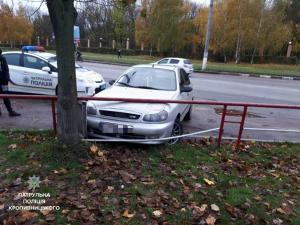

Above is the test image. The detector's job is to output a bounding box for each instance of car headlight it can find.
[87,102,97,116]
[143,110,168,122]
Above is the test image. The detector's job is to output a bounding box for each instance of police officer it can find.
[0,48,21,117]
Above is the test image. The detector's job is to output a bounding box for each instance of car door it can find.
[21,54,57,95]
[178,69,192,119]
[3,53,25,93]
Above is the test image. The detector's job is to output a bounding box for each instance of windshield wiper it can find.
[134,86,160,90]
[116,82,134,87]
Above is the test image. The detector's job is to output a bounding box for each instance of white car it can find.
[154,57,194,74]
[3,47,106,96]
[86,64,194,144]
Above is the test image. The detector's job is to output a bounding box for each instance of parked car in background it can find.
[3,46,106,96]
[86,64,194,144]
[153,57,194,74]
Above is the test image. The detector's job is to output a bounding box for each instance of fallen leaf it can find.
[193,204,207,217]
[254,196,262,201]
[211,204,220,212]
[40,210,50,216]
[276,208,286,214]
[204,178,215,186]
[224,203,240,218]
[281,203,292,215]
[0,204,4,210]
[273,218,283,225]
[122,209,135,218]
[87,179,96,185]
[152,210,163,218]
[245,213,256,225]
[206,215,216,225]
[119,170,137,183]
[8,144,17,150]
[53,168,68,175]
[45,214,56,221]
[90,145,98,154]
[19,211,38,222]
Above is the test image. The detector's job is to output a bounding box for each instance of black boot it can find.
[9,111,21,117]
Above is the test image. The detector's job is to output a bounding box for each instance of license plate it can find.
[99,123,133,134]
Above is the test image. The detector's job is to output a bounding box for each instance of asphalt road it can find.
[1,62,300,142]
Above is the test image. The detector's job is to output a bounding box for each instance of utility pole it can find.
[202,0,214,71]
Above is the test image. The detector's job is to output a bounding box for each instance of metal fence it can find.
[1,94,300,149]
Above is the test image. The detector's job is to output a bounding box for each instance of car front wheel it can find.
[168,119,183,145]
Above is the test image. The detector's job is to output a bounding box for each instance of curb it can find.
[82,59,300,81]
[193,70,300,80]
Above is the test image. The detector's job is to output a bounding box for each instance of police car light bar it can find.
[22,46,45,52]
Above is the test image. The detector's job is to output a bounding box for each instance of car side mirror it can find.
[180,86,193,93]
[42,66,51,74]
[109,80,115,85]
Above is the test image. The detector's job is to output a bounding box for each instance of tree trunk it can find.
[47,0,80,145]
[259,47,264,63]
[251,0,265,64]
[235,38,241,64]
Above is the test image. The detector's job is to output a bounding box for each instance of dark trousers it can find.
[0,85,13,113]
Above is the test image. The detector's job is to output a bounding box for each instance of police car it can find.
[2,46,106,96]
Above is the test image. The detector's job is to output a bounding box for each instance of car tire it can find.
[183,105,192,121]
[168,119,183,145]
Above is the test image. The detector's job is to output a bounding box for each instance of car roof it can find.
[3,51,56,61]
[133,64,180,71]
[162,57,187,61]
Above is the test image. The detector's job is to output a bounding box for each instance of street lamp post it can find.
[287,41,292,58]
[99,38,103,48]
[37,36,40,46]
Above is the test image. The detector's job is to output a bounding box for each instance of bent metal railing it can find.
[1,94,300,149]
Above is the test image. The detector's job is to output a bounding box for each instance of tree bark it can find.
[46,0,80,145]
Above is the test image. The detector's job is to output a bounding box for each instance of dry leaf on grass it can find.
[8,144,17,150]
[122,209,135,218]
[211,204,220,212]
[204,178,215,186]
[152,210,163,218]
[206,215,216,225]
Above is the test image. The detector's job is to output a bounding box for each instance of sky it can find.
[4,0,210,14]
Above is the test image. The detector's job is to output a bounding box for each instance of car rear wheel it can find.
[168,119,183,145]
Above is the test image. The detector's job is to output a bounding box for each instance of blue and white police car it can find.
[2,46,106,96]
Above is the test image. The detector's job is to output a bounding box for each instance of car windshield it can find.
[116,67,177,91]
[47,56,57,62]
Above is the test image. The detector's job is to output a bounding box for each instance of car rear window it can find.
[184,59,192,64]
[4,54,21,66]
[170,59,179,64]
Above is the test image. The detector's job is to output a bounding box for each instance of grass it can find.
[80,52,300,76]
[0,132,299,224]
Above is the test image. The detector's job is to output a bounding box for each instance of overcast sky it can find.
[4,0,210,14]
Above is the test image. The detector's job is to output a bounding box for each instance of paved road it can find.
[1,62,300,142]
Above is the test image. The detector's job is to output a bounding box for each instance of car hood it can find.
[76,68,104,82]
[90,86,177,113]
[50,62,104,82]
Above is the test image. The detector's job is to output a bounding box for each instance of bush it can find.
[240,55,298,65]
